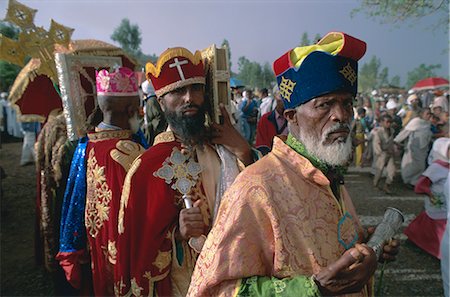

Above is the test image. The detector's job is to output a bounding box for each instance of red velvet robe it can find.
[85,130,144,296]
[115,132,214,297]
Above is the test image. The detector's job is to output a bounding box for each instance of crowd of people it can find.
[1,31,448,296]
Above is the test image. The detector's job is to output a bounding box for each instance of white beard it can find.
[292,123,353,166]
[128,113,141,134]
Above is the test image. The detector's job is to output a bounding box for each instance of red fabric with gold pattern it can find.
[114,140,183,297]
[85,131,143,296]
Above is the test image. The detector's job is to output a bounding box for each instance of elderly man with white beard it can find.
[188,32,400,297]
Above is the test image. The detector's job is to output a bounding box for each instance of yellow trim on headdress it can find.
[145,47,204,79]
[291,32,344,69]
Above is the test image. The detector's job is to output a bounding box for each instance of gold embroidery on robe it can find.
[88,130,132,142]
[153,131,176,145]
[153,250,172,272]
[86,149,113,238]
[130,277,144,297]
[118,158,142,234]
[110,140,145,172]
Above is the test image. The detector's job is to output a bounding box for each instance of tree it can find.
[390,75,401,87]
[378,67,389,87]
[236,57,275,90]
[299,32,310,46]
[313,33,322,43]
[111,18,142,54]
[358,55,382,92]
[352,0,449,31]
[0,21,21,92]
[221,39,232,74]
[406,63,442,89]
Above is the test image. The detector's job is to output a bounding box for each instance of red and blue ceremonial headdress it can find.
[273,32,367,109]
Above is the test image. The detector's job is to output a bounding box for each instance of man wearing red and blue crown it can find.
[114,47,258,297]
[56,67,146,296]
[188,32,400,297]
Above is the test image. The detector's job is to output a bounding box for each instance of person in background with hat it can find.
[56,67,146,296]
[114,47,259,297]
[188,32,399,297]
[141,79,168,145]
[386,96,402,136]
[394,107,433,186]
[400,93,421,127]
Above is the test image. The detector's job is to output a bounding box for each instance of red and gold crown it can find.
[146,47,205,97]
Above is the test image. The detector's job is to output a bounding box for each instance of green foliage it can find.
[110,18,157,67]
[313,33,322,43]
[299,32,323,46]
[0,62,21,92]
[221,39,232,73]
[236,56,275,90]
[300,32,310,46]
[0,21,20,39]
[0,21,21,92]
[406,63,442,88]
[358,56,383,92]
[390,75,401,87]
[352,0,449,31]
[111,18,142,54]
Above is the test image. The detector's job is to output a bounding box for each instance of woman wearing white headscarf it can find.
[394,108,433,186]
[404,137,450,259]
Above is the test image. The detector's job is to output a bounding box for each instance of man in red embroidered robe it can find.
[85,67,145,296]
[114,47,257,297]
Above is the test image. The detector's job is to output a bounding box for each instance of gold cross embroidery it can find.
[339,62,357,86]
[279,76,296,102]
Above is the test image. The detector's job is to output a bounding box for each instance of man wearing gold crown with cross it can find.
[114,47,257,297]
[188,32,400,297]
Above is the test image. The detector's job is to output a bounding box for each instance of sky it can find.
[1,0,448,87]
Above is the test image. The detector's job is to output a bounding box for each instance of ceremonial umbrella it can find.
[8,39,138,123]
[8,58,62,123]
[230,77,245,88]
[411,77,449,91]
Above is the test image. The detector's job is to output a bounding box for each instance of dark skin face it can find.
[284,91,354,145]
[98,95,140,129]
[381,118,392,129]
[157,84,205,116]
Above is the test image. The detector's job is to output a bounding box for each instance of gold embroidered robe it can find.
[85,130,144,296]
[188,137,368,297]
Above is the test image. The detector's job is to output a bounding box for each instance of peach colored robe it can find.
[188,137,369,297]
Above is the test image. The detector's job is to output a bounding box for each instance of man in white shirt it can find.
[258,88,276,117]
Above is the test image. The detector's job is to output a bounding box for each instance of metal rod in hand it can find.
[183,194,206,253]
[366,207,404,259]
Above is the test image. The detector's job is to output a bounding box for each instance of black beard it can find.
[164,104,207,146]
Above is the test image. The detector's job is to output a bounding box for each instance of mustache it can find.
[180,104,201,112]
[324,123,351,135]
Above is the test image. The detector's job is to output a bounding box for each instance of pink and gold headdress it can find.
[96,67,139,96]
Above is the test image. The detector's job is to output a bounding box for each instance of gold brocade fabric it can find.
[85,148,113,238]
[188,137,366,297]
